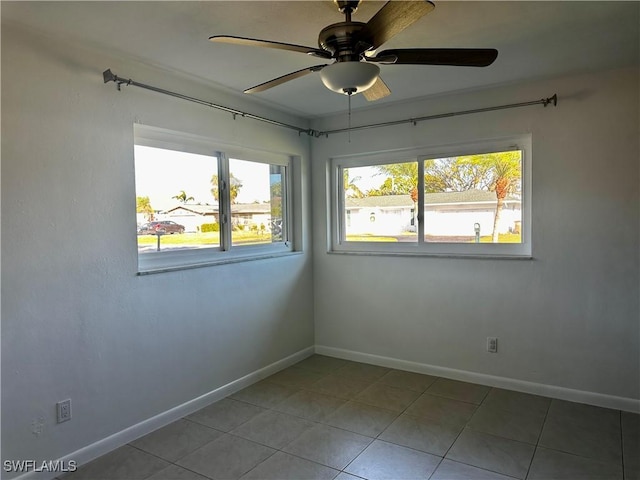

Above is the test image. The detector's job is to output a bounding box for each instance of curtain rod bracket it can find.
[103,69,131,91]
[543,94,558,107]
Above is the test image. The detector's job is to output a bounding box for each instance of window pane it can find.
[343,162,418,242]
[134,145,220,254]
[423,150,522,243]
[229,159,286,246]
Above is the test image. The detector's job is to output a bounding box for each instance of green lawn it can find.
[345,234,399,242]
[343,232,521,243]
[137,231,273,247]
[478,233,522,243]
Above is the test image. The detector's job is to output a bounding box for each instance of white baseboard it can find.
[12,346,314,480]
[315,345,640,414]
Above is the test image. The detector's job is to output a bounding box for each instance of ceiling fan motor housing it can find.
[319,22,371,62]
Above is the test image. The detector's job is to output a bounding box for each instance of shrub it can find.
[201,222,219,232]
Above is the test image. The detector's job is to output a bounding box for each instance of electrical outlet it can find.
[56,399,72,423]
[487,337,498,353]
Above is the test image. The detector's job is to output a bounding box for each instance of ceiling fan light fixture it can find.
[319,62,380,95]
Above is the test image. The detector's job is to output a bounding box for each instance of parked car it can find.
[138,221,185,235]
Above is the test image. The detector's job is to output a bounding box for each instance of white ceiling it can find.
[2,1,638,118]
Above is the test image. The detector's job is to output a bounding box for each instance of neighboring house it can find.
[346,195,415,236]
[231,203,272,230]
[161,204,219,232]
[424,190,521,238]
[160,202,274,232]
[345,190,521,238]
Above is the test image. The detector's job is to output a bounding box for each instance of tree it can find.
[424,157,493,192]
[343,168,364,198]
[486,151,521,242]
[211,173,242,204]
[172,190,194,204]
[270,180,283,218]
[136,196,154,221]
[371,163,417,196]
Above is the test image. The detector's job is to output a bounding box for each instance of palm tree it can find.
[343,168,364,198]
[136,196,154,221]
[488,152,521,242]
[172,190,194,204]
[211,173,242,204]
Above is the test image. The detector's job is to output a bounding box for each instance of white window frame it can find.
[134,125,295,273]
[330,135,532,258]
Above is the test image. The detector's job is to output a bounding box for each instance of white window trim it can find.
[330,135,532,258]
[134,125,296,274]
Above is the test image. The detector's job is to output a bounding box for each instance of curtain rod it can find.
[102,69,313,136]
[102,69,557,138]
[316,94,557,137]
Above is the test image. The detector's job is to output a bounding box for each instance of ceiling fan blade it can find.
[369,48,498,67]
[358,1,435,50]
[363,77,391,101]
[209,35,332,59]
[244,65,328,94]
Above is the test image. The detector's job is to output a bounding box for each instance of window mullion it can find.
[283,164,292,245]
[218,152,232,251]
[417,159,425,244]
[337,165,346,245]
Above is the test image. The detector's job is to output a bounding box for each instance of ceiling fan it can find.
[209,0,498,102]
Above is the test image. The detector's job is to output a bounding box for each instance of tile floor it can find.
[59,355,639,480]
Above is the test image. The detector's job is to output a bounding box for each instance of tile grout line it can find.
[531,402,626,469]
[522,392,552,480]
[338,373,444,477]
[210,367,380,479]
[431,386,526,480]
[620,409,626,480]
[420,378,457,480]
[125,443,214,480]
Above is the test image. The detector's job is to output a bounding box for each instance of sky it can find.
[348,165,389,192]
[134,145,271,211]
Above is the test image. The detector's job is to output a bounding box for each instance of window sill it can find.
[137,250,302,275]
[327,250,533,260]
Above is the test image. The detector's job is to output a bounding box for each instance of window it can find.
[228,159,286,247]
[134,125,294,273]
[331,136,531,257]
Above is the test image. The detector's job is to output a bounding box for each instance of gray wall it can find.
[311,67,639,404]
[1,23,314,468]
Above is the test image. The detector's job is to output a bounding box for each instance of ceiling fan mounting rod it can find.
[335,0,360,20]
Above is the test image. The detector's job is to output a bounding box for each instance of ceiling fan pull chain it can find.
[344,87,356,143]
[348,93,351,143]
